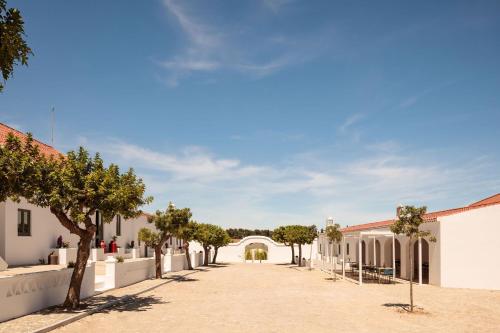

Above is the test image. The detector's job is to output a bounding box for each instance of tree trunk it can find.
[212,247,219,264]
[290,244,295,264]
[409,237,414,312]
[203,246,209,266]
[154,245,163,279]
[63,233,92,309]
[298,244,302,267]
[183,241,193,270]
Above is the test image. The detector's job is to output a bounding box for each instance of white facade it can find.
[190,235,317,264]
[0,198,183,267]
[319,200,500,290]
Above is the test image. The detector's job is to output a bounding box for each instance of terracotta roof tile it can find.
[468,193,500,207]
[341,194,500,233]
[0,123,61,157]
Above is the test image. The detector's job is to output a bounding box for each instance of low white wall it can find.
[0,261,95,322]
[0,256,7,271]
[91,248,105,262]
[190,236,317,264]
[103,257,155,289]
[51,248,78,266]
[163,253,188,273]
[190,251,203,268]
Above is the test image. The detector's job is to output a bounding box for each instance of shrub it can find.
[116,256,125,263]
[67,261,75,268]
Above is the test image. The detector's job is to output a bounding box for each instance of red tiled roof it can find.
[0,123,61,157]
[341,194,500,233]
[468,193,500,207]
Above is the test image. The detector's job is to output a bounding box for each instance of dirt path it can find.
[55,263,500,333]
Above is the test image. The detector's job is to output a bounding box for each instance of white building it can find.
[318,194,500,290]
[0,123,182,268]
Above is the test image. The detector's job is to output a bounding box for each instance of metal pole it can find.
[359,237,363,285]
[392,234,396,279]
[342,236,346,279]
[418,237,422,285]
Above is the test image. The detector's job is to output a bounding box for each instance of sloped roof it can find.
[468,193,500,207]
[341,194,500,233]
[0,123,61,157]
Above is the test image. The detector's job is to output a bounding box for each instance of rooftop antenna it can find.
[51,107,55,145]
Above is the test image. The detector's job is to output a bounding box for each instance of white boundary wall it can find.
[0,261,95,322]
[102,257,155,289]
[190,236,317,264]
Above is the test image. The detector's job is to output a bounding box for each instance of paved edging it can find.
[31,270,202,333]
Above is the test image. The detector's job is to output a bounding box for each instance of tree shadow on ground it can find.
[98,295,167,313]
[382,303,412,311]
[165,274,198,282]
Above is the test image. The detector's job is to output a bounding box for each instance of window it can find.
[18,209,31,236]
[347,243,350,255]
[116,214,121,236]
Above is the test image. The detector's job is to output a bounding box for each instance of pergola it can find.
[341,230,426,285]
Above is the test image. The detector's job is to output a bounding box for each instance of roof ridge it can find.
[468,193,500,207]
[342,197,500,232]
[0,122,61,156]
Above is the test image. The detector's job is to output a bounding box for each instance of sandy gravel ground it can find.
[55,263,500,333]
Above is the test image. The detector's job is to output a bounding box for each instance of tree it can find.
[325,223,342,280]
[211,227,231,264]
[272,226,296,264]
[0,0,33,92]
[139,202,192,278]
[0,133,41,201]
[0,136,152,308]
[174,220,198,270]
[288,225,317,267]
[194,223,218,266]
[390,205,436,312]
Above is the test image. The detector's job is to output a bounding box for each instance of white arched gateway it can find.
[216,236,294,263]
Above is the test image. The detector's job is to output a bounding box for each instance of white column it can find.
[392,234,396,279]
[418,237,422,285]
[342,237,346,279]
[373,238,376,266]
[358,237,363,285]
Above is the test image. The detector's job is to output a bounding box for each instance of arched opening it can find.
[244,243,268,262]
[413,239,429,284]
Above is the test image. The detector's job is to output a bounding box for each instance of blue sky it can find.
[1,0,500,228]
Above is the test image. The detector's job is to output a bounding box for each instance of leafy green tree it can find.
[194,223,219,266]
[288,225,317,267]
[0,135,151,308]
[139,202,192,278]
[174,220,198,270]
[0,133,42,201]
[325,223,342,280]
[272,226,296,264]
[211,227,231,264]
[0,0,33,92]
[390,205,436,312]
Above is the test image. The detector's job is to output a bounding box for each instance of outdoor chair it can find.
[380,268,394,284]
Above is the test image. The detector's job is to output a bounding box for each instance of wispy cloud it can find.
[160,0,328,86]
[77,134,500,229]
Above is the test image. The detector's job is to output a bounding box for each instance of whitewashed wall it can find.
[103,257,155,289]
[163,253,187,272]
[190,236,317,264]
[0,199,80,266]
[439,204,500,290]
[0,261,95,323]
